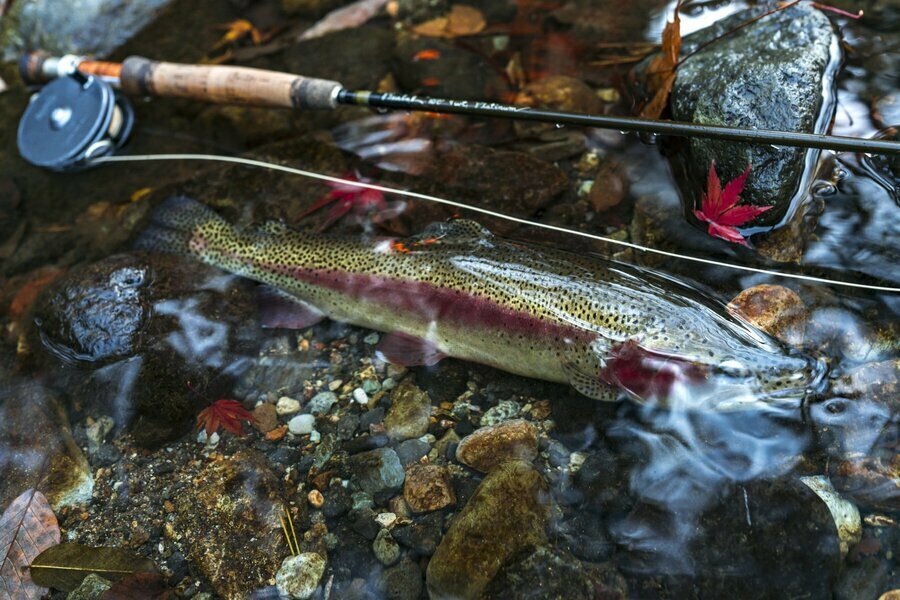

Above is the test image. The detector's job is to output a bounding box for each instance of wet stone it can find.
[252,403,279,433]
[276,396,301,416]
[832,360,899,412]
[0,381,94,510]
[403,463,456,513]
[384,379,432,441]
[308,391,338,415]
[394,35,509,102]
[275,553,326,600]
[482,545,623,600]
[661,4,838,228]
[373,528,401,566]
[426,460,552,599]
[172,449,287,600]
[514,75,605,140]
[395,438,431,466]
[558,510,615,563]
[359,406,385,432]
[349,448,405,497]
[480,400,523,427]
[393,511,443,557]
[728,284,808,346]
[66,573,111,600]
[835,556,890,600]
[348,508,381,540]
[283,25,395,92]
[289,414,317,435]
[456,419,539,473]
[377,558,424,600]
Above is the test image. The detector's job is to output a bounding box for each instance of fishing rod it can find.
[16,53,900,171]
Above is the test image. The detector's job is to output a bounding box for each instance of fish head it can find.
[599,336,827,411]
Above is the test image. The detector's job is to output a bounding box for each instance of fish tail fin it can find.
[135,196,231,255]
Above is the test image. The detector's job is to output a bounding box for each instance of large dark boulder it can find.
[655,4,840,231]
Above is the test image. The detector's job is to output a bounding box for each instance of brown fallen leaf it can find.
[0,489,61,600]
[639,0,682,119]
[101,571,173,600]
[9,267,64,319]
[412,4,486,38]
[30,543,159,592]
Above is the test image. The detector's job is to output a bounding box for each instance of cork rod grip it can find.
[120,56,342,110]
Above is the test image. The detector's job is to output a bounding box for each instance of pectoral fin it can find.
[376,331,447,366]
[257,285,325,329]
[562,338,621,402]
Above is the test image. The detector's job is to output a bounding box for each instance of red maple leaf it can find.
[196,399,255,436]
[693,161,772,247]
[300,173,389,232]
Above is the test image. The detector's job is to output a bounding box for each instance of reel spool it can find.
[17,73,134,171]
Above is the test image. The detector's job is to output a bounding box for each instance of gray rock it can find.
[373,528,401,566]
[66,573,111,600]
[308,391,338,415]
[378,558,424,600]
[395,439,431,466]
[384,380,432,441]
[1,0,171,59]
[482,546,626,600]
[393,511,443,557]
[664,5,839,230]
[349,448,405,497]
[480,400,522,427]
[835,557,889,600]
[275,553,327,600]
[312,433,338,469]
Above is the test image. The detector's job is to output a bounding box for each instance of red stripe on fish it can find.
[285,265,590,341]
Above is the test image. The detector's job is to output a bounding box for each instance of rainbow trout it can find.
[138,197,825,410]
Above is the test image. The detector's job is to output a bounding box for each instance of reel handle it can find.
[119,56,342,110]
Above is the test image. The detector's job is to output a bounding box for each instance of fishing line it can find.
[91,153,900,293]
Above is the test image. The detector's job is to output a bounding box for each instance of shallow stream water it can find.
[0,0,897,599]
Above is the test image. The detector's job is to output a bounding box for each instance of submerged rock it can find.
[727,284,808,346]
[349,447,405,497]
[66,573,112,600]
[402,463,455,513]
[32,252,260,446]
[426,460,552,599]
[384,379,432,440]
[0,381,93,510]
[171,450,288,600]
[1,0,171,59]
[660,4,839,230]
[275,553,326,600]
[483,545,627,600]
[455,419,538,473]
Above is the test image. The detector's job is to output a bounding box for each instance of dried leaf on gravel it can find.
[0,489,60,600]
[30,543,158,592]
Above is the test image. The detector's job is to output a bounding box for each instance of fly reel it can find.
[17,72,134,171]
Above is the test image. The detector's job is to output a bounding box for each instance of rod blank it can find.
[338,91,900,155]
